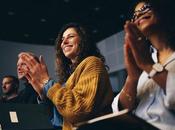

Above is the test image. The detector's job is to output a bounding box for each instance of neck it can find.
[158,49,174,64]
[5,93,18,100]
[71,59,76,64]
[71,56,78,64]
[148,31,166,50]
[148,32,174,64]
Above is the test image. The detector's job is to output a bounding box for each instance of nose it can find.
[17,65,20,70]
[2,84,5,89]
[62,37,69,45]
[17,66,21,73]
[61,37,69,49]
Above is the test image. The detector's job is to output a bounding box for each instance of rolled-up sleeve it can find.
[112,93,121,113]
[164,72,175,109]
[43,79,55,96]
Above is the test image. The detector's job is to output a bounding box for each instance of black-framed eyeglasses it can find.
[131,3,152,22]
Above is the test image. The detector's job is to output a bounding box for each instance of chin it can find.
[18,75,25,80]
[139,24,154,36]
[64,53,75,59]
[140,20,158,35]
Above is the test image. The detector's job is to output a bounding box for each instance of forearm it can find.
[119,76,138,110]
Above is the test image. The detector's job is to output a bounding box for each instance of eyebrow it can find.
[63,33,77,36]
[62,33,78,39]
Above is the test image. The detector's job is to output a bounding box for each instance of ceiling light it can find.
[8,11,15,16]
[41,18,46,22]
[94,7,100,11]
[120,14,125,19]
[64,0,70,3]
[24,34,29,38]
[49,38,54,41]
[92,29,98,33]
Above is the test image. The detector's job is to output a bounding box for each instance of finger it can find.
[18,52,27,58]
[21,54,39,69]
[124,31,141,65]
[124,23,144,51]
[25,73,32,84]
[127,23,142,36]
[125,22,144,42]
[124,40,133,63]
[124,43,129,65]
[124,30,138,50]
[39,55,46,65]
[18,52,35,58]
[19,52,38,64]
[19,55,34,69]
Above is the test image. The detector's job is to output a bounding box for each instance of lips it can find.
[63,45,73,51]
[18,71,25,75]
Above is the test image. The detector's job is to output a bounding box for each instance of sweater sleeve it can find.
[46,57,110,123]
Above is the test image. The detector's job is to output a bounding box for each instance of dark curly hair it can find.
[55,23,106,84]
[130,0,175,50]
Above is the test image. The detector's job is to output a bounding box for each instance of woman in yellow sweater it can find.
[18,23,114,130]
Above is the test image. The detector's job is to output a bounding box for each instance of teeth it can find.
[64,46,71,51]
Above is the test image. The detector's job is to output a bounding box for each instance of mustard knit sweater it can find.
[47,56,114,130]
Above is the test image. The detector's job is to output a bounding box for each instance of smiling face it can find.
[61,27,81,63]
[17,57,28,80]
[132,2,158,35]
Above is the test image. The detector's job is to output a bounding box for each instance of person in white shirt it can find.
[112,0,175,129]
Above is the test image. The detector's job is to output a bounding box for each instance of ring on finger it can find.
[137,36,143,41]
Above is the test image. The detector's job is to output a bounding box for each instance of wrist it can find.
[42,78,51,87]
[148,63,164,78]
[38,78,51,97]
[38,93,46,101]
[126,76,138,84]
[140,63,153,73]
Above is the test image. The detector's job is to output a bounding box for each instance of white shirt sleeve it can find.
[111,93,121,113]
[164,72,175,109]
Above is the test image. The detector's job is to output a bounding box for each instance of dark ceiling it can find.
[0,0,133,46]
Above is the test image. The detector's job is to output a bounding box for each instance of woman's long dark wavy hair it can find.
[55,23,106,84]
[130,0,175,50]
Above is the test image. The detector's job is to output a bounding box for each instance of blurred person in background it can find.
[17,56,63,129]
[17,57,38,104]
[0,75,20,103]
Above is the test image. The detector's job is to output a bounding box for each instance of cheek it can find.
[19,64,28,71]
[74,38,80,48]
[60,43,64,50]
[6,85,11,90]
[153,17,158,25]
[74,42,80,53]
[23,66,28,71]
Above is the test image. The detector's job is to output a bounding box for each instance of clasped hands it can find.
[124,21,154,79]
[18,52,50,97]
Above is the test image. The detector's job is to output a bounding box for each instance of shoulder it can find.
[75,56,106,74]
[81,56,103,65]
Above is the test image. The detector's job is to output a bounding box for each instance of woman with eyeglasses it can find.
[18,23,114,130]
[112,0,175,129]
